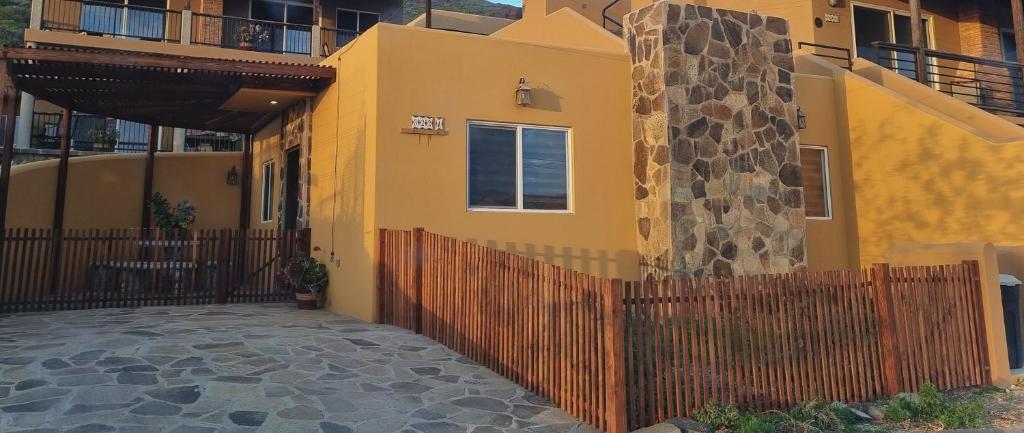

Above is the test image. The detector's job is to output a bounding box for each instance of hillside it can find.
[403,0,522,22]
[0,0,28,47]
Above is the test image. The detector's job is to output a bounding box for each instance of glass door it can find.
[250,0,313,55]
[853,5,931,80]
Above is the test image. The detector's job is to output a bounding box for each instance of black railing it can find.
[873,42,1024,117]
[320,26,359,57]
[797,42,852,70]
[41,0,182,42]
[184,130,243,152]
[191,13,312,55]
[30,112,62,150]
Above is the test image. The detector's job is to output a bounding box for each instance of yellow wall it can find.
[828,57,1024,265]
[794,72,858,271]
[309,27,380,322]
[309,21,638,321]
[5,153,242,229]
[251,118,283,230]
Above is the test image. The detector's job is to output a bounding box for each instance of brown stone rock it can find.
[652,145,670,165]
[780,188,803,208]
[765,16,787,34]
[712,259,733,277]
[635,184,650,200]
[778,162,801,187]
[683,21,710,55]
[722,18,745,48]
[700,101,733,122]
[685,117,710,138]
[638,217,652,240]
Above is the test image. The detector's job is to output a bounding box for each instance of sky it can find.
[490,0,523,5]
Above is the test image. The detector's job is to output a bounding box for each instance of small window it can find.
[336,9,379,33]
[468,122,571,212]
[260,161,275,223]
[800,146,831,219]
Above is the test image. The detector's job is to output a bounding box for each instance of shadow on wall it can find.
[842,73,1024,264]
[466,238,638,279]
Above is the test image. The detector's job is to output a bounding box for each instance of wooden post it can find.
[425,0,432,29]
[0,66,18,247]
[1012,0,1024,65]
[908,0,928,85]
[215,228,231,304]
[871,263,902,395]
[140,123,158,229]
[377,228,387,323]
[964,260,993,384]
[603,278,628,433]
[239,133,252,230]
[413,227,425,334]
[47,108,71,295]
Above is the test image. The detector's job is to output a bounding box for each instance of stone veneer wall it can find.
[278,98,312,230]
[626,1,806,277]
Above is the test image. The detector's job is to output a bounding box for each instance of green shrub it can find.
[883,397,913,422]
[916,382,945,420]
[940,402,986,429]
[739,414,776,433]
[693,403,742,430]
[785,400,846,433]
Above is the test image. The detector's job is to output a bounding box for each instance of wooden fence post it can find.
[413,227,425,334]
[603,278,628,433]
[871,263,902,395]
[963,260,992,384]
[377,228,387,324]
[215,228,231,304]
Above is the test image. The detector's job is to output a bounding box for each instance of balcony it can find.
[38,0,364,57]
[29,112,242,153]
[872,42,1024,118]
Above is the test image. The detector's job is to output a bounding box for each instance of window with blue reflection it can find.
[468,123,570,211]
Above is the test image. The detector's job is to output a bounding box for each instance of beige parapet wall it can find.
[884,243,1012,386]
[5,152,243,229]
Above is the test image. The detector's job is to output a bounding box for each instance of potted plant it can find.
[87,125,119,151]
[147,193,197,259]
[235,23,270,51]
[281,256,328,310]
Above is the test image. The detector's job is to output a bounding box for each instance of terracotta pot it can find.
[295,292,317,310]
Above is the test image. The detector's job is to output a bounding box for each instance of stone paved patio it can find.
[0,304,597,433]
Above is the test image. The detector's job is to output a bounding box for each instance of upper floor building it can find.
[25,0,404,61]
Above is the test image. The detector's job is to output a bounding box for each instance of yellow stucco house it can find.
[5,0,1024,385]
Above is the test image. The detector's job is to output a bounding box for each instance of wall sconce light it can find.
[227,166,239,185]
[796,107,807,129]
[515,78,532,106]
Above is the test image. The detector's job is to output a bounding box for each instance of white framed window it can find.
[260,160,275,223]
[467,122,572,212]
[799,146,832,220]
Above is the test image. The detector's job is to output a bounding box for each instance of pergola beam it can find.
[0,47,335,80]
[0,64,18,244]
[908,0,928,84]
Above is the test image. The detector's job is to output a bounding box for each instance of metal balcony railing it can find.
[191,13,313,56]
[320,26,359,57]
[36,0,369,57]
[873,41,1024,117]
[41,0,182,42]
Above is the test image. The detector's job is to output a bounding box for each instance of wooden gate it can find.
[0,228,306,313]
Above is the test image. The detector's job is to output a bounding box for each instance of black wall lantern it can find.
[227,166,239,186]
[515,78,532,106]
[797,107,807,130]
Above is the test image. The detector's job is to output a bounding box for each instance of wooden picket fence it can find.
[376,228,991,433]
[378,227,625,432]
[0,228,306,313]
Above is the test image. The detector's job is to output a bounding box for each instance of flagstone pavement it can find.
[0,304,597,433]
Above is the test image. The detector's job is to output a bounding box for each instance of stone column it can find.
[626,1,806,278]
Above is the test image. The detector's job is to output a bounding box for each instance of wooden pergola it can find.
[0,45,335,243]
